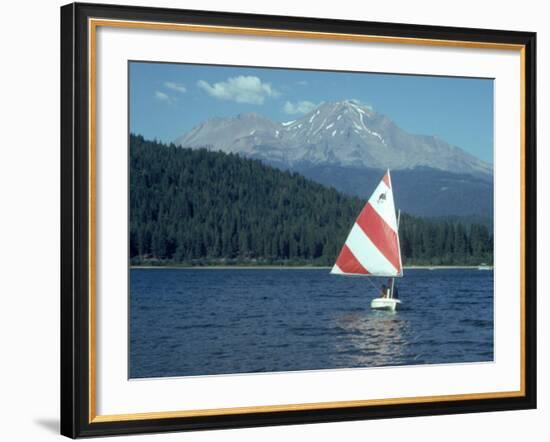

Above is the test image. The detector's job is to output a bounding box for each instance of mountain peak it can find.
[174,103,491,177]
[321,99,375,115]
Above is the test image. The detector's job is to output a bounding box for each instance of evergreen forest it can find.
[130,134,493,267]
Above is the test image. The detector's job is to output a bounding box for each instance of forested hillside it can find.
[130,135,493,266]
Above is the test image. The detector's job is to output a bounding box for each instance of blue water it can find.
[129,268,493,378]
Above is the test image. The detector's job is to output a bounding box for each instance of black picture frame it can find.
[61,2,536,438]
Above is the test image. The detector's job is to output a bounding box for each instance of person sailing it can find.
[380,281,392,299]
[382,278,398,299]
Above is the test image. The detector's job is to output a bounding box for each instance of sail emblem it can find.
[330,170,402,277]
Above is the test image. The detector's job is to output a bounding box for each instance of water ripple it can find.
[130,268,494,378]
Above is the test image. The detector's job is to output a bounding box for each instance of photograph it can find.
[128,62,495,379]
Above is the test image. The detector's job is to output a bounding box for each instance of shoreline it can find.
[130,265,493,270]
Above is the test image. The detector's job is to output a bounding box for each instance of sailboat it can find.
[330,170,403,311]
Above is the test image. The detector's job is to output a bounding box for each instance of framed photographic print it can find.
[60,2,536,438]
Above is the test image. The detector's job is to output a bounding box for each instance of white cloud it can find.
[164,81,186,93]
[197,76,279,105]
[283,100,318,115]
[155,91,170,101]
[154,91,172,102]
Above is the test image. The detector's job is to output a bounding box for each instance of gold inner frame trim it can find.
[88,17,527,424]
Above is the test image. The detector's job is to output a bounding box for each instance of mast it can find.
[389,209,401,299]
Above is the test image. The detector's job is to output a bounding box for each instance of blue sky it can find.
[129,61,494,163]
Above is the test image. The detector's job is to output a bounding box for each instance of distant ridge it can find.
[296,164,493,219]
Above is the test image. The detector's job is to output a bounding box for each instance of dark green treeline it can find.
[130,135,493,266]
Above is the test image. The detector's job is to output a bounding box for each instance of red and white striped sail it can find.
[331,170,403,277]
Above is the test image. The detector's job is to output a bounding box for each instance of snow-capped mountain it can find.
[174,100,492,177]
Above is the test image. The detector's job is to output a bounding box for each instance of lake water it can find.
[129,268,493,378]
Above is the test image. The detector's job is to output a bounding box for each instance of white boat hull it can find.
[370,298,401,311]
